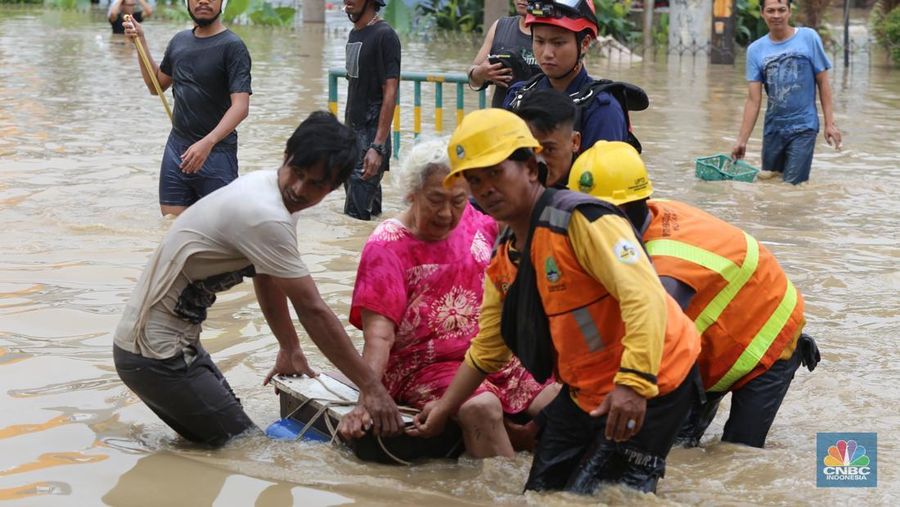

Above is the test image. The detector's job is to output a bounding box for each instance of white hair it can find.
[395,137,451,204]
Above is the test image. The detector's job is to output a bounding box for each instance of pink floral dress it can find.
[350,203,548,414]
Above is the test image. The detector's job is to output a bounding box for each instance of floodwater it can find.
[0,5,898,506]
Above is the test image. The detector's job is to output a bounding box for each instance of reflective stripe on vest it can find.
[541,205,572,231]
[646,232,796,391]
[709,280,799,391]
[539,204,606,351]
[573,307,603,352]
[646,232,759,335]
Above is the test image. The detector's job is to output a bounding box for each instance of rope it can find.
[125,14,173,123]
[280,376,420,466]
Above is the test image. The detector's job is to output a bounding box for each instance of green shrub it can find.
[156,2,191,22]
[224,0,251,22]
[416,0,483,33]
[652,12,668,46]
[383,0,412,35]
[593,0,637,42]
[875,5,900,64]
[735,0,768,47]
[44,0,90,9]
[248,2,294,26]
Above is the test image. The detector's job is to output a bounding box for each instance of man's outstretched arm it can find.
[261,274,403,436]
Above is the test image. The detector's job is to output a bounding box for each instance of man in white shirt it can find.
[114,111,403,446]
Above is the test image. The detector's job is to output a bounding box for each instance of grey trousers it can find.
[114,344,256,447]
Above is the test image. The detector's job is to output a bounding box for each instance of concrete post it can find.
[642,1,654,53]
[668,0,712,53]
[304,0,326,23]
[483,0,509,32]
[710,0,736,64]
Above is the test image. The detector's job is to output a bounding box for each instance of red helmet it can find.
[525,0,599,38]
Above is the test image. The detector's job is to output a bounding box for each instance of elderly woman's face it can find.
[410,168,468,242]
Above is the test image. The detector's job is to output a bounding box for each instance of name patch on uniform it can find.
[614,239,640,265]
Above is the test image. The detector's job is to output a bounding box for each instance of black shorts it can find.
[114,344,256,447]
[525,365,702,495]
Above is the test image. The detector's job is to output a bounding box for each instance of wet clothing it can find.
[466,190,700,409]
[343,20,401,220]
[158,132,239,207]
[503,67,628,152]
[640,199,814,448]
[114,344,256,447]
[113,169,308,445]
[464,189,700,493]
[156,28,251,204]
[643,199,805,393]
[528,368,702,494]
[487,16,539,107]
[762,129,818,184]
[344,21,401,129]
[746,27,830,183]
[114,169,309,360]
[676,342,804,448]
[350,204,549,413]
[109,10,142,35]
[160,29,252,148]
[747,27,830,137]
[344,120,390,220]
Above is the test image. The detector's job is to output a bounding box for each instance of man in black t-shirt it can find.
[342,0,401,221]
[124,0,252,216]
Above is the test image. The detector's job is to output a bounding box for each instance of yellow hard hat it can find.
[568,140,653,205]
[444,108,541,186]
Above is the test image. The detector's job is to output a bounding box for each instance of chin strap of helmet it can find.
[184,0,229,16]
[346,0,371,22]
[556,30,587,81]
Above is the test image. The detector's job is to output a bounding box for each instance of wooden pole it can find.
[843,0,850,67]
[126,15,173,123]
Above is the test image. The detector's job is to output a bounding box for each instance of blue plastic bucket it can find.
[265,418,331,443]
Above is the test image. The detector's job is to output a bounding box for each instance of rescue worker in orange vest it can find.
[408,109,702,495]
[568,141,821,448]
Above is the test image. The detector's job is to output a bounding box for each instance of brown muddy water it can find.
[0,6,898,506]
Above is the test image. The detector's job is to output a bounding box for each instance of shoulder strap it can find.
[506,73,545,111]
[498,189,556,383]
[572,80,649,153]
[572,80,650,112]
[550,189,650,256]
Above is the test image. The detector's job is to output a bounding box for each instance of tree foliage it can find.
[416,0,483,33]
[735,0,768,47]
[594,0,637,42]
[873,3,900,63]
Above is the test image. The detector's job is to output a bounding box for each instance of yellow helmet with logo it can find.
[567,140,653,205]
[444,108,542,186]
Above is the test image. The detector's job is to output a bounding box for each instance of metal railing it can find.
[328,68,487,158]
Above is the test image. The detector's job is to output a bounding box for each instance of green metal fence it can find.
[328,67,487,158]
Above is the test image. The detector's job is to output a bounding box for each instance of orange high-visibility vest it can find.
[645,199,805,392]
[487,192,700,412]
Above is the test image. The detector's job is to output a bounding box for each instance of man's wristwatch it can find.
[369,142,386,156]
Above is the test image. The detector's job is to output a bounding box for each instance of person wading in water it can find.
[124,0,251,216]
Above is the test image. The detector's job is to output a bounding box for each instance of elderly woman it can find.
[338,138,556,458]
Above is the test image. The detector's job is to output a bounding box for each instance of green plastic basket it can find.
[695,154,758,182]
